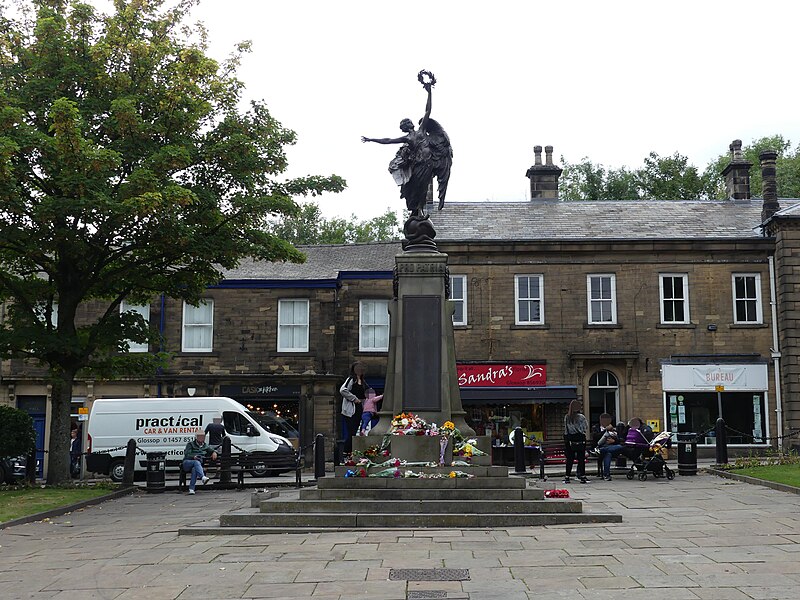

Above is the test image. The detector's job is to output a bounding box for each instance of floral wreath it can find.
[418,69,436,88]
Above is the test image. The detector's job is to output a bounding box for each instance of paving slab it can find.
[1,471,799,599]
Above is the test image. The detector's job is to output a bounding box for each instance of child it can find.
[358,388,383,435]
[589,413,619,457]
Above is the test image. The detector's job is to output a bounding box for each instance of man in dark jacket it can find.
[182,432,217,494]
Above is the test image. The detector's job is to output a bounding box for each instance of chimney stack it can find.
[759,149,780,222]
[526,144,562,200]
[721,139,752,200]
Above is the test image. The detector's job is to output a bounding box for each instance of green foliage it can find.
[0,406,36,458]
[0,0,345,483]
[561,136,800,201]
[704,135,800,199]
[268,202,401,245]
[560,152,715,201]
[559,158,639,201]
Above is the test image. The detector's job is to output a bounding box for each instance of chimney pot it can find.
[533,145,542,166]
[721,138,752,200]
[526,144,562,200]
[731,139,743,160]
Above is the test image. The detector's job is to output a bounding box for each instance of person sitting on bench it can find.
[182,431,217,495]
[592,413,623,481]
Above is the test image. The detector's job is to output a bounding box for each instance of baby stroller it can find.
[624,428,675,481]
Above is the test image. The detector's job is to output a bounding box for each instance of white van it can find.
[85,397,296,482]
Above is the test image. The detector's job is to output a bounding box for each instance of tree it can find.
[267,202,401,244]
[0,0,345,484]
[638,151,715,201]
[559,157,639,201]
[561,152,716,201]
[704,135,800,199]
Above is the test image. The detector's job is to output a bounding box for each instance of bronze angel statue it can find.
[362,71,453,217]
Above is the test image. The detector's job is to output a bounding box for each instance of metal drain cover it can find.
[389,568,470,581]
[408,592,448,599]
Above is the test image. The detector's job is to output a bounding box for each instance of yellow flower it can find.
[449,471,456,478]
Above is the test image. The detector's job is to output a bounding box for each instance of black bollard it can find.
[26,446,36,484]
[123,439,136,486]
[715,418,728,465]
[513,427,526,474]
[314,434,326,480]
[219,437,232,485]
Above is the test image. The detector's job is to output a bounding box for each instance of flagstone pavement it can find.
[1,472,799,599]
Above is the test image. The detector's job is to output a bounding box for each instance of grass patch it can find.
[0,486,116,523]
[730,464,800,488]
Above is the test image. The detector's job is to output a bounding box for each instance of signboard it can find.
[715,385,725,392]
[662,364,767,392]
[220,384,301,398]
[78,407,88,414]
[457,363,546,387]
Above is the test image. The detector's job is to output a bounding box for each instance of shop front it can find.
[662,363,770,447]
[457,362,576,463]
[219,384,302,446]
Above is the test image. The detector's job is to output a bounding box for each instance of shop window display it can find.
[668,392,765,444]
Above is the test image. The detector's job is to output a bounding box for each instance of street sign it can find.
[78,407,88,414]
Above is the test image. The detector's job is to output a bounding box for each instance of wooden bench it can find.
[177,449,303,489]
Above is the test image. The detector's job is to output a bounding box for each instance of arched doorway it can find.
[588,370,619,427]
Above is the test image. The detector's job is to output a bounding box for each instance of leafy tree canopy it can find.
[0,0,345,483]
[267,202,401,245]
[560,136,799,201]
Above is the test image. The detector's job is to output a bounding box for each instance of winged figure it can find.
[362,73,452,216]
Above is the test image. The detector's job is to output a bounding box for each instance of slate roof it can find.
[431,199,800,241]
[220,241,402,280]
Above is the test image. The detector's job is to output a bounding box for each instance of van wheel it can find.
[109,459,125,483]
[248,454,270,478]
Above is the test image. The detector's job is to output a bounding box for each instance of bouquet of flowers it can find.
[544,489,570,498]
[448,470,475,479]
[369,468,402,478]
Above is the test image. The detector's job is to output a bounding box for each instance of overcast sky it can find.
[188,1,798,219]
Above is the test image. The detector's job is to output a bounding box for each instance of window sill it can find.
[583,323,622,329]
[276,350,311,355]
[178,350,217,355]
[510,324,550,330]
[729,323,768,329]
[453,324,472,330]
[354,350,389,355]
[656,323,696,329]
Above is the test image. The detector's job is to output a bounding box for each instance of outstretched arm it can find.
[419,84,432,132]
[361,135,407,144]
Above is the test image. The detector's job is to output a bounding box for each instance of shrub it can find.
[0,406,36,458]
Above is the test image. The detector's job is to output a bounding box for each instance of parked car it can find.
[0,455,27,484]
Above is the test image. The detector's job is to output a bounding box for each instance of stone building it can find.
[434,141,796,452]
[4,140,799,478]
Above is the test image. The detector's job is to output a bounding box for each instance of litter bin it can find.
[146,452,166,493]
[677,433,697,476]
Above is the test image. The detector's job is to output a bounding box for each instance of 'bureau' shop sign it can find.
[456,363,547,387]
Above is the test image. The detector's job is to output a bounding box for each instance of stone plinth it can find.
[370,251,474,438]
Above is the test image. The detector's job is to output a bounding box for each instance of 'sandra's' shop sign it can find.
[457,363,547,387]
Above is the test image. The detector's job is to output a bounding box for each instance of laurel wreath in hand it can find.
[417,70,436,88]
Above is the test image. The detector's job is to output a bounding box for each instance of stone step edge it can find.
[179,518,622,536]
[219,513,623,526]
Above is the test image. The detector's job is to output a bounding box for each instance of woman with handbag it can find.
[563,399,589,484]
[340,361,367,453]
